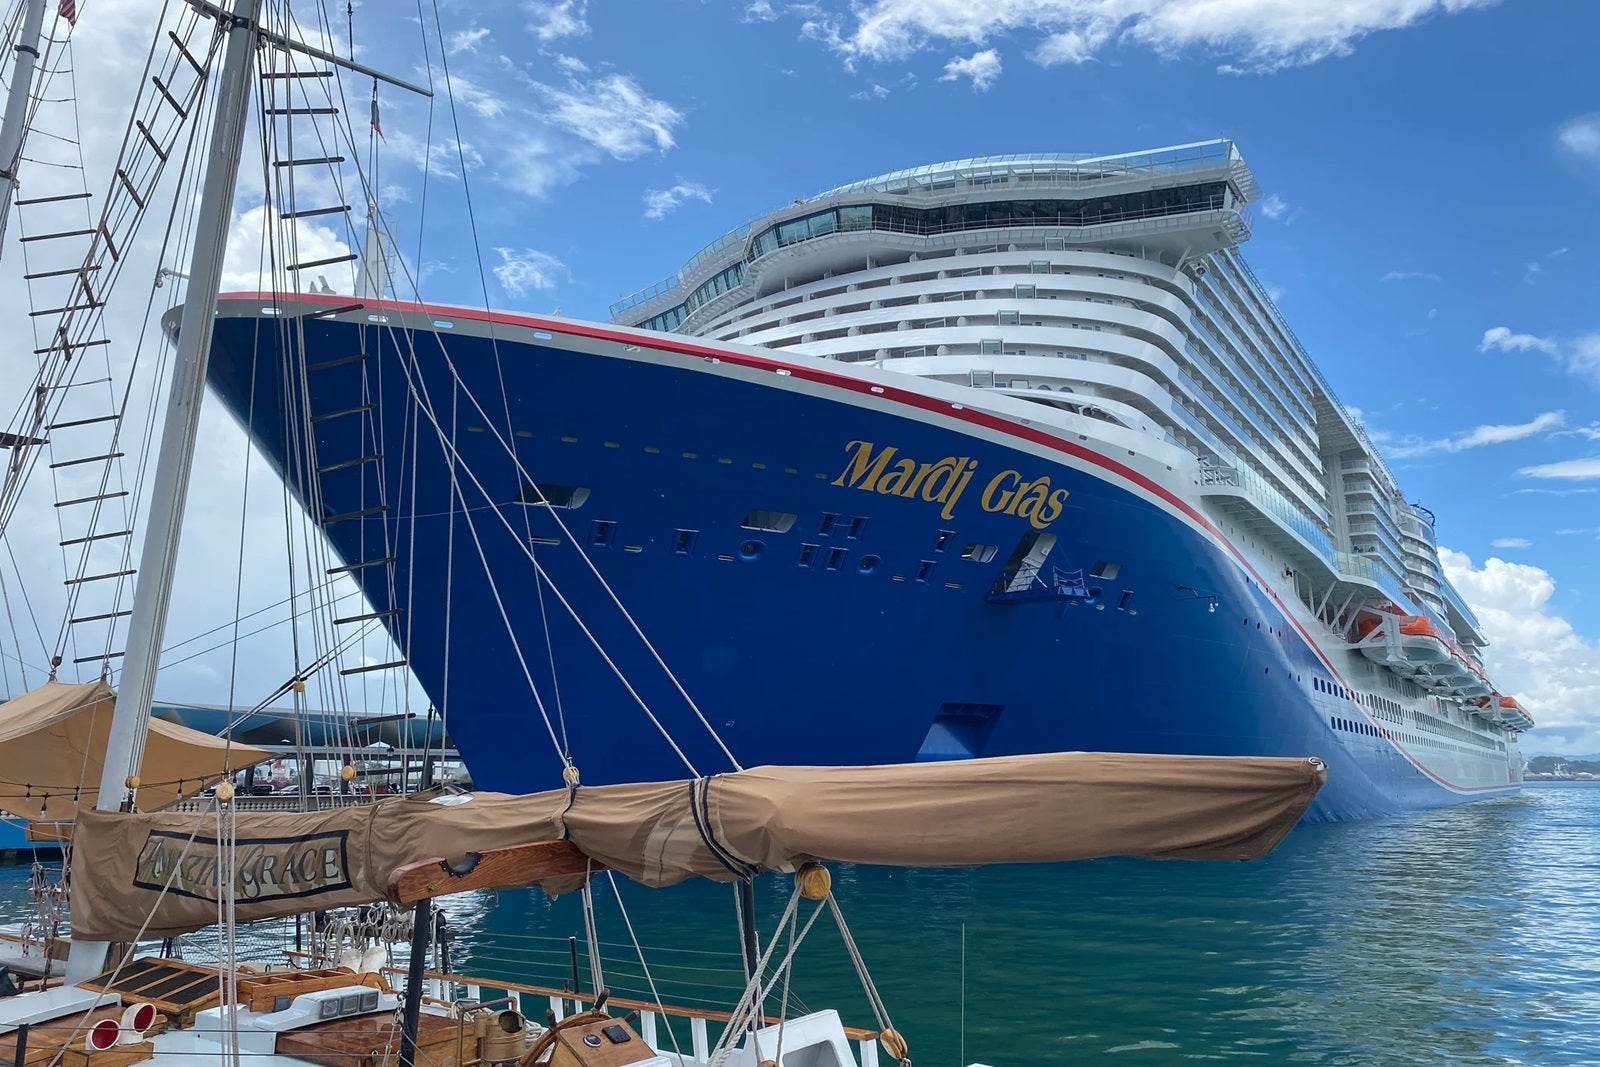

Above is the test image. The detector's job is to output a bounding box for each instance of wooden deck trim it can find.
[398,970,880,1043]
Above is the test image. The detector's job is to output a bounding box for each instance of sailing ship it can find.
[0,3,1325,1066]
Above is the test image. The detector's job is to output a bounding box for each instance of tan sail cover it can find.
[0,680,268,822]
[71,751,1323,941]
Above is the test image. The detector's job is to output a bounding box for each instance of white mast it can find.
[66,0,265,983]
[0,0,49,252]
[354,200,392,299]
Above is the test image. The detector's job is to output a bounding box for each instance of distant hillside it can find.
[1527,756,1600,775]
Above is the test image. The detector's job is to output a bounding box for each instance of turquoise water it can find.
[3,783,1597,1065]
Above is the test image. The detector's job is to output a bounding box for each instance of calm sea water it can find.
[3,783,1596,1065]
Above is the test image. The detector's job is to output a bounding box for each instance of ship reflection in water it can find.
[4,785,1593,1065]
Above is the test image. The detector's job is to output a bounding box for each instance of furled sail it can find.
[71,751,1325,942]
[0,679,269,822]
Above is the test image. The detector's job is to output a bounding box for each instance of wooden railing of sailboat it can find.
[386,968,886,1067]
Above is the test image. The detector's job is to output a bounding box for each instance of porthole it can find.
[858,555,881,574]
[739,540,764,561]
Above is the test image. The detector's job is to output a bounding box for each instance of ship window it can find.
[797,543,818,568]
[846,516,868,540]
[1089,561,1121,580]
[818,512,840,537]
[591,520,616,547]
[517,483,590,509]
[1029,260,1050,274]
[1013,284,1036,299]
[970,370,994,388]
[916,560,937,583]
[962,543,997,563]
[825,547,848,571]
[997,310,1020,326]
[934,530,953,552]
[742,509,797,533]
[980,339,1003,354]
[673,529,699,556]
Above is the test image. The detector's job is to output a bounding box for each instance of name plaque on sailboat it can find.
[132,829,354,902]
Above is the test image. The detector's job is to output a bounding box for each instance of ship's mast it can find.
[0,0,49,252]
[66,0,265,982]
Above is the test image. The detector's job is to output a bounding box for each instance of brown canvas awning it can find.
[71,751,1323,942]
[0,680,268,822]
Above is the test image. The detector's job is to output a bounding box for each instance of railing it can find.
[1195,460,1337,565]
[409,969,884,1067]
[166,793,380,814]
[812,140,1245,199]
[615,197,1244,321]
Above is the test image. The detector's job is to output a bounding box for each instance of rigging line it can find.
[389,338,698,776]
[45,12,216,665]
[403,323,744,772]
[534,567,569,760]
[604,870,687,1062]
[100,24,219,694]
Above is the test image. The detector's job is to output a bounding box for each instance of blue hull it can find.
[201,299,1517,821]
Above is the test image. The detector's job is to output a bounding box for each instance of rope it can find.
[602,871,685,1060]
[825,894,903,1056]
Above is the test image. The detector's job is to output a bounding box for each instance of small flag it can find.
[59,0,76,25]
[370,90,384,141]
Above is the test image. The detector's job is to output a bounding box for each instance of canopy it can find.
[71,751,1324,941]
[0,680,268,822]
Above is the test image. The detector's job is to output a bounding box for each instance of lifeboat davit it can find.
[1492,695,1535,732]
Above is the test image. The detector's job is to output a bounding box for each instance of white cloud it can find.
[1383,410,1565,459]
[939,49,1003,91]
[1479,326,1558,356]
[492,248,567,296]
[447,27,490,54]
[536,73,683,158]
[744,0,779,21]
[1490,537,1531,549]
[801,0,1495,74]
[1259,193,1290,220]
[1032,26,1111,66]
[1441,548,1600,752]
[525,0,589,41]
[221,204,356,295]
[1480,327,1600,390]
[851,83,892,100]
[1380,270,1440,282]
[1518,457,1600,481]
[1565,334,1600,389]
[1557,113,1600,166]
[643,181,714,220]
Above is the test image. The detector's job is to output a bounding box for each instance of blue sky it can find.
[6,0,1598,751]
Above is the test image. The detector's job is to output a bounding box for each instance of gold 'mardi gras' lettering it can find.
[832,440,1069,529]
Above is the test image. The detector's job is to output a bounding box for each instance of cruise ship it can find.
[200,140,1526,821]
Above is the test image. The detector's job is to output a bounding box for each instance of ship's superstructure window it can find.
[962,543,997,563]
[518,483,589,509]
[673,529,698,555]
[742,509,797,533]
[1090,561,1121,580]
[591,520,616,547]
